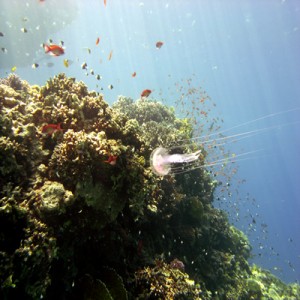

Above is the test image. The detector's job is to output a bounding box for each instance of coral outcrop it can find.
[134,260,202,299]
[0,73,299,299]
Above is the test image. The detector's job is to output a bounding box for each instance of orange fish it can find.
[108,50,113,60]
[141,89,151,98]
[96,37,100,45]
[104,155,117,165]
[41,123,62,135]
[156,41,164,49]
[44,44,64,56]
[104,0,107,6]
[132,72,136,77]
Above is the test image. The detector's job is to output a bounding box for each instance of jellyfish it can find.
[150,144,258,176]
[150,122,268,176]
[150,147,202,176]
[150,107,300,176]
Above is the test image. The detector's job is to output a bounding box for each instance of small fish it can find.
[63,59,69,67]
[96,37,100,45]
[81,62,87,70]
[44,44,64,56]
[156,41,164,49]
[96,74,102,80]
[83,47,91,54]
[108,84,113,90]
[140,89,151,98]
[1,47,7,53]
[90,69,94,75]
[46,62,54,68]
[0,32,4,37]
[11,66,17,72]
[21,27,28,33]
[132,71,136,77]
[41,123,62,135]
[108,50,113,60]
[32,63,39,69]
[104,155,117,166]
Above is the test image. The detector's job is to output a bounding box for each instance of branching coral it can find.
[0,136,28,193]
[0,74,28,92]
[36,73,109,133]
[134,260,202,299]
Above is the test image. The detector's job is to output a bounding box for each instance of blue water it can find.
[1,0,299,283]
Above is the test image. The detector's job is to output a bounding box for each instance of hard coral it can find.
[134,260,201,299]
[36,73,109,133]
[48,129,125,189]
[0,193,57,299]
[250,265,300,299]
[0,136,28,193]
[113,96,193,150]
[37,180,74,216]
[0,74,27,91]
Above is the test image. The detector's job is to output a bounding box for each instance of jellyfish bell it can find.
[150,146,202,176]
[150,147,170,176]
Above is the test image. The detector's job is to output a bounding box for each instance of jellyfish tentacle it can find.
[167,150,201,164]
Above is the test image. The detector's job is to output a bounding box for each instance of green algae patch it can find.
[0,73,299,299]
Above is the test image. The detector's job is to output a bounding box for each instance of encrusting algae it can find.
[0,73,299,299]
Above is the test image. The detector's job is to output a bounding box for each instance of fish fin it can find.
[44,44,50,53]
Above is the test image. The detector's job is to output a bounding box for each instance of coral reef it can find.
[134,260,202,299]
[0,73,299,299]
[247,265,300,299]
[0,74,28,92]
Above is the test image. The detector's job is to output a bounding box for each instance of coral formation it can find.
[134,260,202,299]
[0,73,299,299]
[248,265,300,299]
